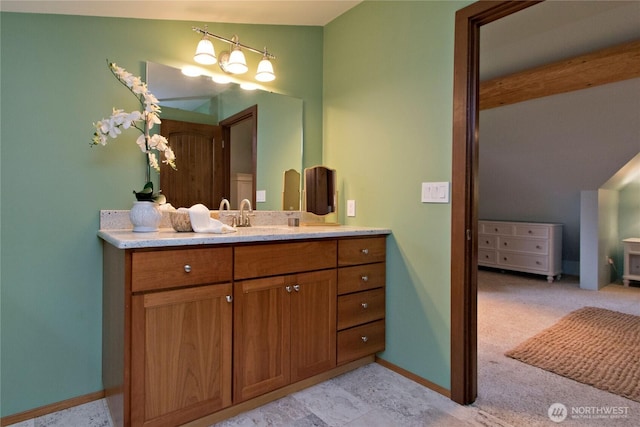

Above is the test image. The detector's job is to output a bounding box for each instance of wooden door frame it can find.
[220,105,258,208]
[450,0,543,405]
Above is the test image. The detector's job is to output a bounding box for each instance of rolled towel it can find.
[188,204,236,234]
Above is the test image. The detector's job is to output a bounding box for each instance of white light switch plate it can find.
[347,199,356,217]
[256,190,266,202]
[421,182,449,203]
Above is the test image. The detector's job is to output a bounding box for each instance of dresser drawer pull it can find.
[503,242,508,246]
[503,257,508,261]
[361,302,368,309]
[285,285,292,293]
[528,230,533,234]
[536,261,542,265]
[184,264,192,273]
[361,275,369,282]
[536,245,542,249]
[226,295,233,303]
[361,336,368,343]
[361,249,369,255]
[293,284,300,292]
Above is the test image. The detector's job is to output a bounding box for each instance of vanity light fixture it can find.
[192,26,276,81]
[193,26,217,65]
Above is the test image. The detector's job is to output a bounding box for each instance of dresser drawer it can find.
[338,237,386,266]
[498,236,548,254]
[235,240,337,279]
[514,224,549,238]
[478,235,497,249]
[132,247,232,292]
[480,222,513,235]
[337,288,385,330]
[478,249,497,265]
[338,263,385,295]
[498,252,548,271]
[337,320,385,365]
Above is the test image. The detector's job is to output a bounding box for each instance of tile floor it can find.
[7,363,510,427]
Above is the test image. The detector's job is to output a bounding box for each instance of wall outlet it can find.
[347,199,356,217]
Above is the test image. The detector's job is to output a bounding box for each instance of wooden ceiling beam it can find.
[479,39,640,110]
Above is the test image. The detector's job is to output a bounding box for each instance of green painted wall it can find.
[324,0,472,389]
[0,12,322,416]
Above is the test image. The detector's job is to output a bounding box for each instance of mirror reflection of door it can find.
[159,119,223,208]
[220,105,257,210]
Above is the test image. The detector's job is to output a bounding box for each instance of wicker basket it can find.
[170,211,193,232]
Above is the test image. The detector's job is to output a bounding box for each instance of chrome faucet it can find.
[219,198,230,211]
[238,198,253,227]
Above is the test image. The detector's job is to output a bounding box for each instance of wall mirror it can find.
[304,166,338,222]
[147,62,303,210]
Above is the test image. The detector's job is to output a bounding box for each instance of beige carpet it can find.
[506,306,640,403]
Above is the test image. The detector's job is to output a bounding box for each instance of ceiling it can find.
[0,0,363,26]
[2,1,637,80]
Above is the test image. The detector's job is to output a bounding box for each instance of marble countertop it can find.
[98,209,390,249]
[99,225,391,249]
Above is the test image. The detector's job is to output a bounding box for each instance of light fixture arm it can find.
[192,27,276,59]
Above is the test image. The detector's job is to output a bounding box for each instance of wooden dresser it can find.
[478,220,562,283]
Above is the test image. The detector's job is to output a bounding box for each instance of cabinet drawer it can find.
[338,263,385,295]
[235,240,336,279]
[497,252,548,271]
[337,320,385,365]
[480,222,513,235]
[478,235,497,249]
[514,224,549,238]
[626,242,640,253]
[478,249,497,265]
[132,247,232,292]
[338,237,386,266]
[498,237,548,254]
[337,288,385,330]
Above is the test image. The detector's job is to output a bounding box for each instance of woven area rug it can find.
[505,306,640,402]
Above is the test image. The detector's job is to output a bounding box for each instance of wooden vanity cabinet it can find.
[336,237,386,364]
[103,235,386,427]
[103,244,234,427]
[233,241,337,403]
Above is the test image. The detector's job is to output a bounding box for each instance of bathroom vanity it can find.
[99,215,389,427]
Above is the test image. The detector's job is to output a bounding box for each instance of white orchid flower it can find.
[92,61,177,183]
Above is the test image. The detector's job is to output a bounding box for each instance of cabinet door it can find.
[233,276,291,403]
[131,283,232,427]
[290,269,337,382]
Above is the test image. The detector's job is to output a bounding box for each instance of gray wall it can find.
[479,77,640,276]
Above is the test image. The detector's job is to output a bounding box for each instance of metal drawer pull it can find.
[293,284,300,292]
[361,249,369,255]
[285,285,292,293]
[226,295,233,303]
[361,275,369,282]
[361,302,368,309]
[361,336,368,343]
[184,265,192,273]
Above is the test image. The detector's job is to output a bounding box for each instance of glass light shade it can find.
[226,48,248,74]
[255,58,275,82]
[194,38,216,65]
